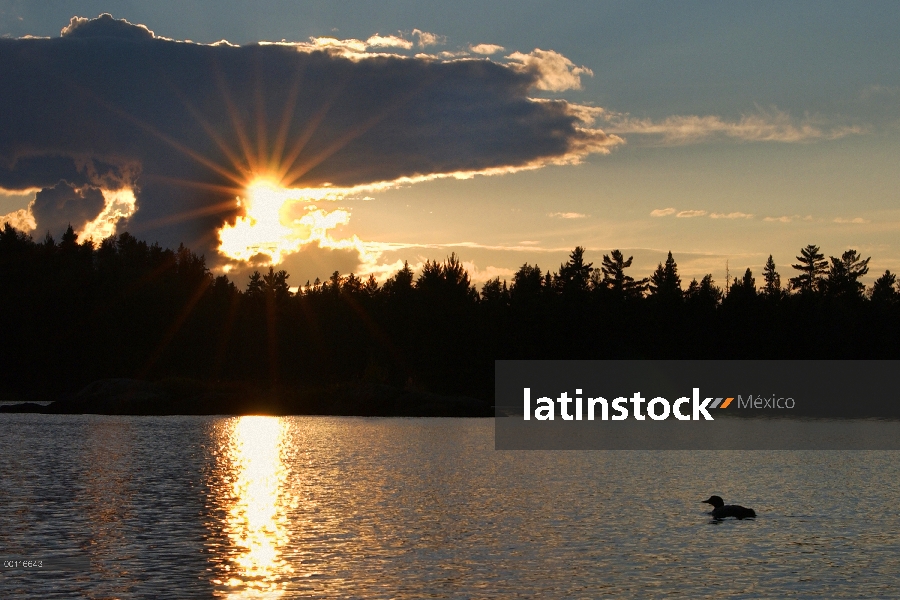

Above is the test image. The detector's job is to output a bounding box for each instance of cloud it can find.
[306,36,369,54]
[1,207,36,232]
[470,44,505,55]
[365,34,413,50]
[548,212,587,219]
[5,182,137,242]
[0,14,621,265]
[462,261,515,285]
[652,208,754,220]
[833,217,869,224]
[442,241,574,253]
[763,215,814,223]
[435,50,470,59]
[709,211,753,219]
[505,49,593,92]
[859,84,900,101]
[30,180,106,238]
[605,108,865,144]
[411,29,444,48]
[225,242,363,288]
[60,13,154,41]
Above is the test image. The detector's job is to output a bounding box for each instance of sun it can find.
[217,179,297,264]
[216,177,366,267]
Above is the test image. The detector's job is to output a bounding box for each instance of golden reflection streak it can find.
[216,416,293,598]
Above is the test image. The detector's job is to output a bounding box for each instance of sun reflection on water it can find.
[215,416,293,598]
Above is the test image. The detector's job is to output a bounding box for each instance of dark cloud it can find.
[31,180,105,239]
[0,14,617,261]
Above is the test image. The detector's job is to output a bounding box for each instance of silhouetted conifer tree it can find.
[598,249,647,299]
[383,261,414,297]
[728,268,757,300]
[59,224,79,251]
[246,270,264,296]
[415,253,475,301]
[694,274,722,308]
[326,270,344,294]
[364,274,380,297]
[511,263,543,300]
[480,277,509,305]
[826,250,870,299]
[648,251,682,301]
[685,274,722,308]
[686,278,700,296]
[441,253,474,299]
[762,255,782,299]
[262,266,291,301]
[871,270,898,305]
[341,273,363,295]
[554,246,593,296]
[790,244,827,293]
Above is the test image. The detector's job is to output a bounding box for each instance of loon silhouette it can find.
[702,495,756,520]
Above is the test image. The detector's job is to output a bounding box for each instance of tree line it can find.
[1,223,898,402]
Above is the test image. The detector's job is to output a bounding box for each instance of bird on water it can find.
[702,495,756,520]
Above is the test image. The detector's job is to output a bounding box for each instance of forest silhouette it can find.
[1,223,898,412]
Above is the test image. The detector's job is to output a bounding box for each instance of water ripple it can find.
[1,415,899,598]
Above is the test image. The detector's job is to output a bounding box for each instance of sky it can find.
[1,1,899,289]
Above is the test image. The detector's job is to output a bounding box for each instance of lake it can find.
[2,415,899,598]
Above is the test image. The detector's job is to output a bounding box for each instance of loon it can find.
[702,495,756,520]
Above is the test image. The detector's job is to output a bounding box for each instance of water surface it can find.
[1,415,899,598]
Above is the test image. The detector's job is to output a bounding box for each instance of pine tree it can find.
[727,268,757,302]
[59,224,79,251]
[762,255,781,299]
[326,270,344,294]
[554,246,593,295]
[648,251,682,301]
[246,270,264,296]
[826,250,870,299]
[685,274,722,309]
[871,270,898,304]
[698,274,723,306]
[442,253,471,294]
[341,273,364,294]
[247,266,291,300]
[685,278,700,297]
[480,277,509,305]
[511,263,542,292]
[363,274,380,297]
[416,253,474,300]
[790,244,828,293]
[383,261,414,296]
[599,249,647,299]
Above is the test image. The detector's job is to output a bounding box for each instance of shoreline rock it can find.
[1,379,492,417]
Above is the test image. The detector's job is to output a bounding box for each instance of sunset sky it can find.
[2,1,899,288]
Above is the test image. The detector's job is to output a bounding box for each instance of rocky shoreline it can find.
[0,379,492,417]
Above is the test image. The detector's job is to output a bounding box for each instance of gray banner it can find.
[495,360,900,449]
